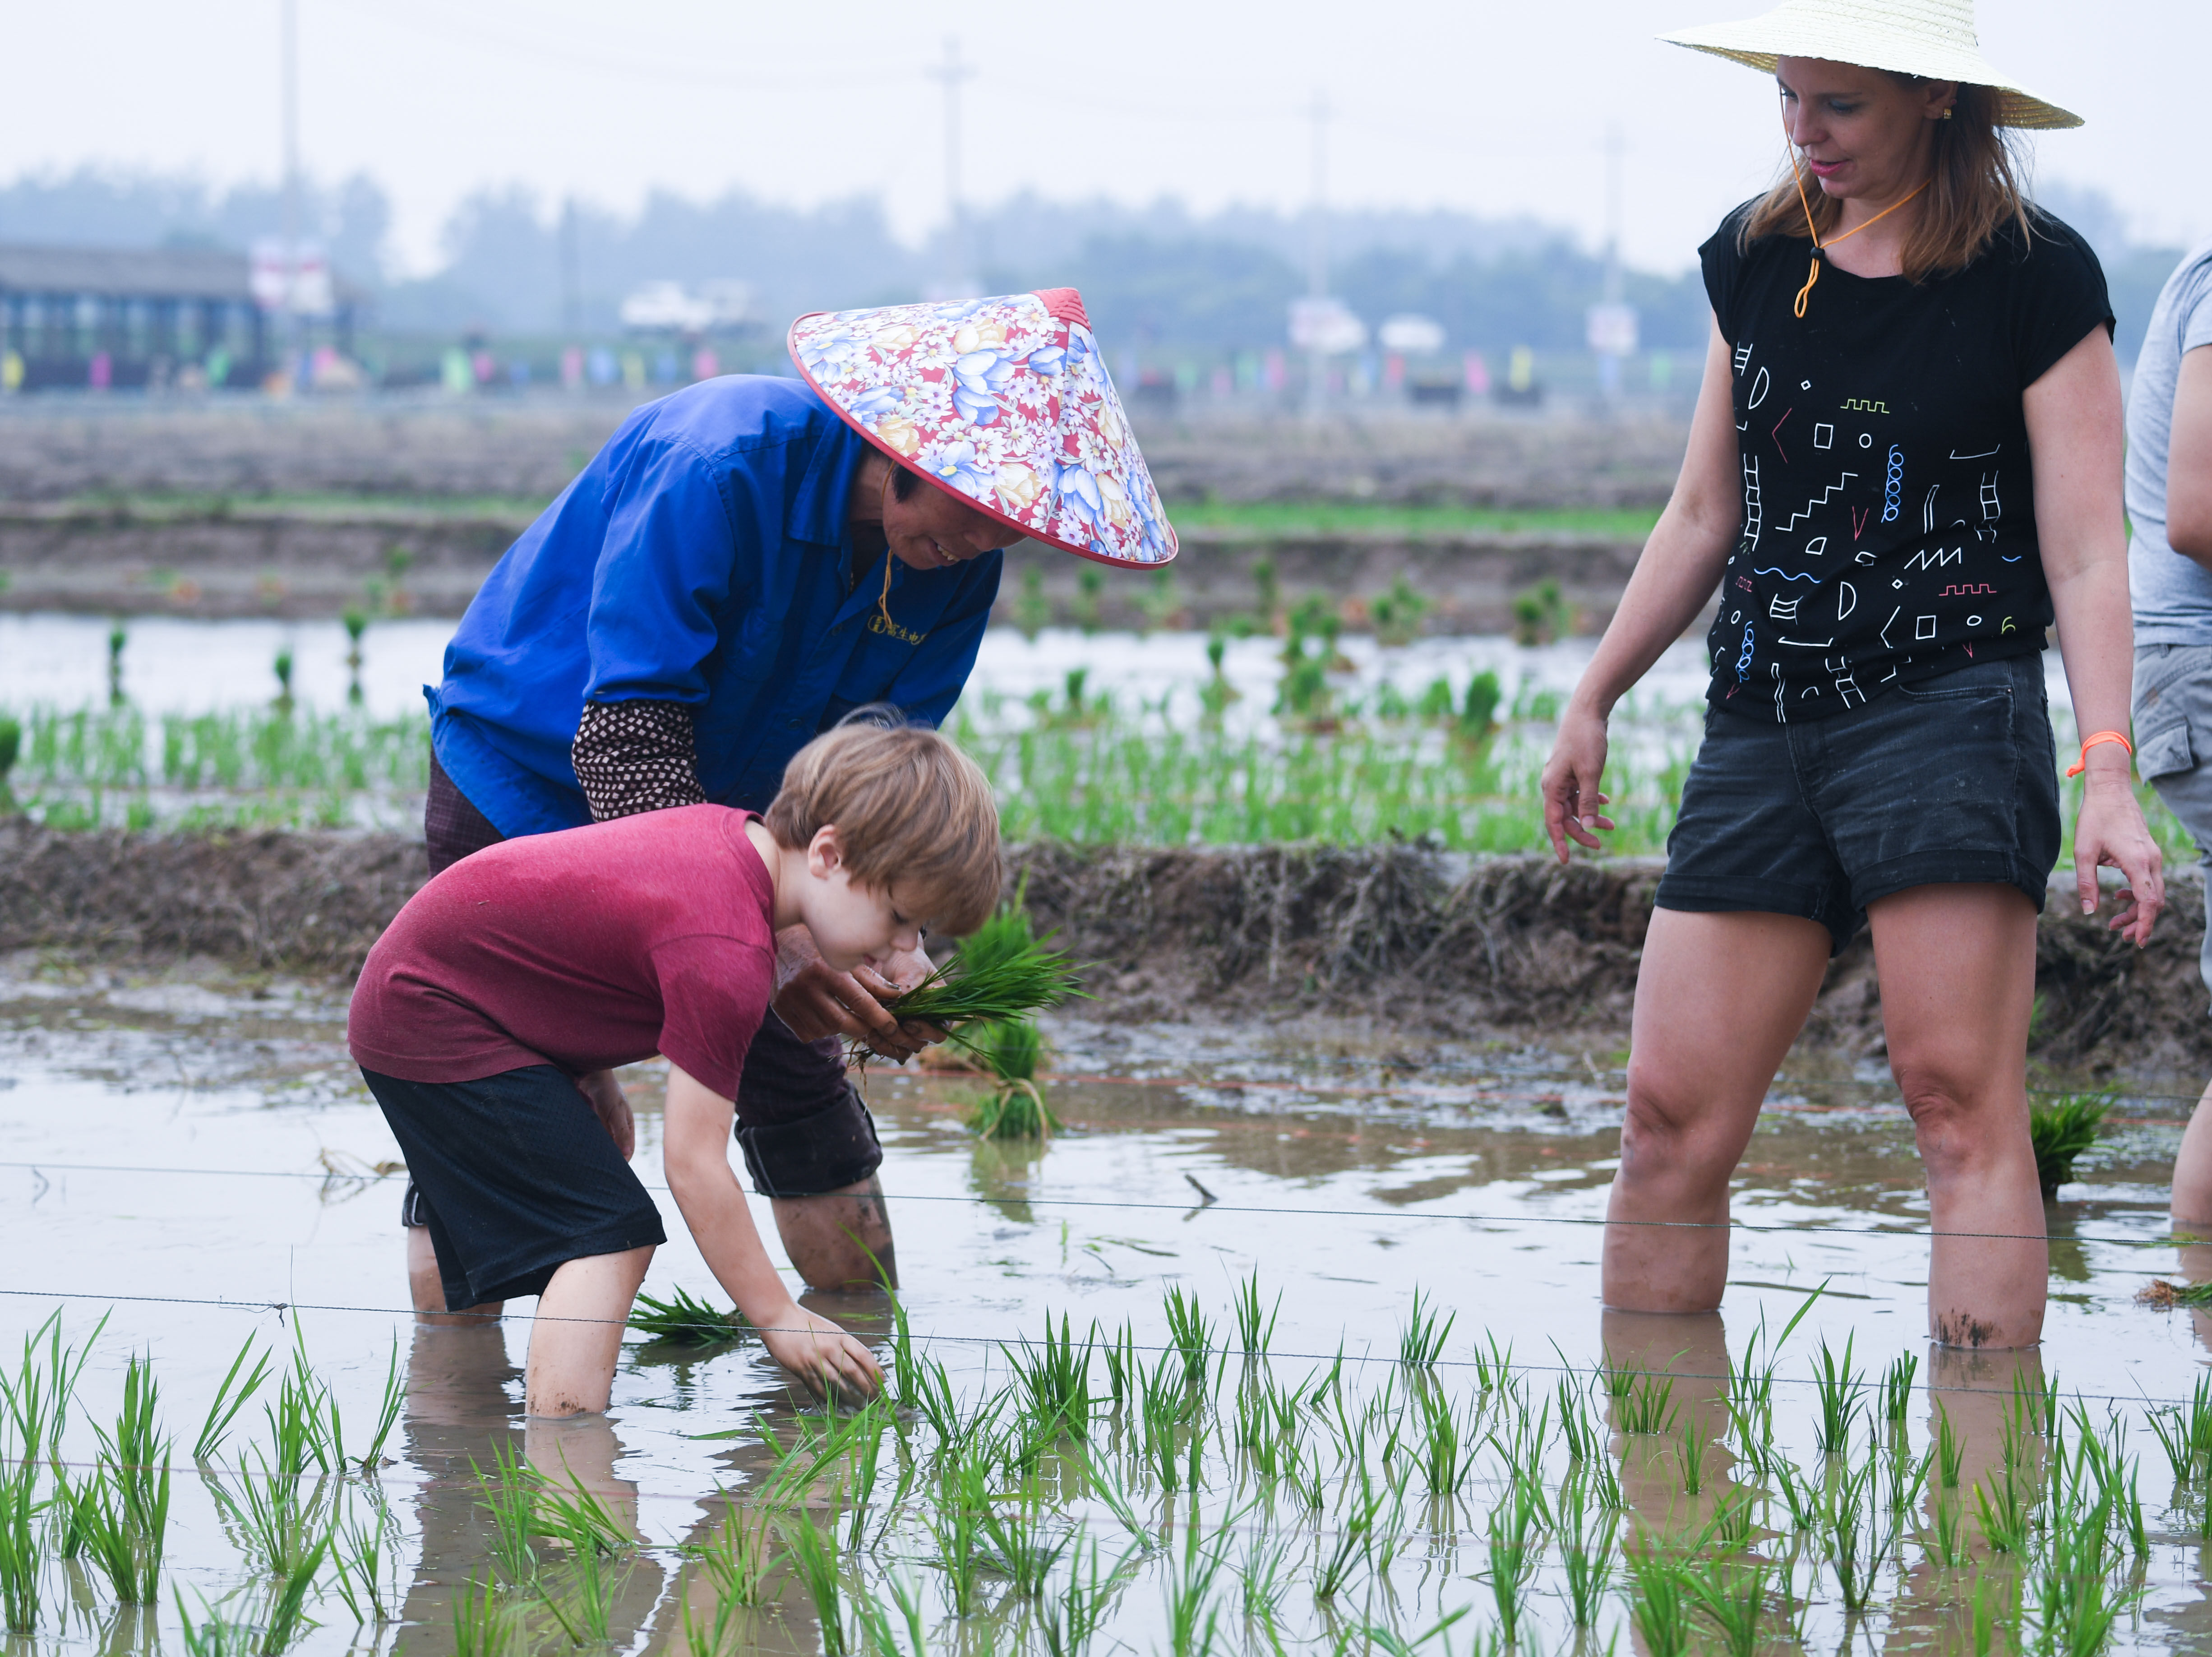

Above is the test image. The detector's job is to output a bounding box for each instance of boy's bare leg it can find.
[406,1225,505,1326]
[524,1244,655,1416]
[772,1177,898,1291]
[2173,1077,2212,1226]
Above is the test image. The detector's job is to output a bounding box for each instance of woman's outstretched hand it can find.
[2074,768,2165,947]
[1541,702,1616,863]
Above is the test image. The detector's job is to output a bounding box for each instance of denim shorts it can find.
[2133,643,2212,1010]
[1656,654,2061,952]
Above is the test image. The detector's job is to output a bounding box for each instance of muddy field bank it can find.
[0,822,2198,1079]
[0,398,1688,507]
[0,502,1644,633]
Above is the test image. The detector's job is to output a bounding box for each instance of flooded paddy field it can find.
[5,957,2212,1657]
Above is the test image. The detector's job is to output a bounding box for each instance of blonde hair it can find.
[1742,81,2032,283]
[764,714,1002,934]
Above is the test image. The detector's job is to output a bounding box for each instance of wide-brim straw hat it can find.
[789,287,1177,568]
[1659,0,2081,130]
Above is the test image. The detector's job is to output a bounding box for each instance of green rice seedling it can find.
[1708,1490,1755,1552]
[453,1572,514,1657]
[1937,1400,1966,1490]
[1683,1554,1767,1657]
[1100,1321,1138,1413]
[1396,1288,1455,1370]
[849,1567,929,1657]
[1414,1383,1477,1495]
[1921,1492,1968,1569]
[1232,1273,1280,1357]
[1973,1473,2032,1555]
[1969,1570,2000,1657]
[1161,1503,1230,1657]
[980,1488,1069,1596]
[73,1463,169,1604]
[844,1402,892,1550]
[1774,1552,1813,1646]
[1810,1334,1865,1455]
[2027,1520,2131,1657]
[1044,1532,1121,1657]
[1007,1312,1092,1443]
[1469,1333,1513,1394]
[1557,1474,1619,1625]
[1821,1447,1880,1613]
[1676,1412,1707,1496]
[630,1286,747,1347]
[1139,1351,1200,1492]
[328,1493,399,1625]
[2030,1092,2112,1196]
[1238,1531,1291,1635]
[193,1336,272,1463]
[1771,1457,1819,1533]
[1589,1446,1626,1511]
[2124,1466,2149,1558]
[0,1456,41,1633]
[472,1439,540,1584]
[233,1445,321,1578]
[1484,1473,1544,1645]
[256,1526,331,1654]
[923,1450,990,1614]
[3,1307,105,1465]
[175,1589,252,1657]
[1616,1369,1677,1436]
[685,1493,778,1608]
[885,893,1083,1045]
[1163,1286,1215,1394]
[1314,1483,1386,1601]
[1557,1375,1597,1463]
[681,1587,738,1657]
[1883,1435,1935,1528]
[1880,1352,1919,1425]
[1625,1547,1691,1657]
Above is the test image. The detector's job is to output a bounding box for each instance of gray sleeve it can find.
[571,699,707,821]
[2181,261,2212,354]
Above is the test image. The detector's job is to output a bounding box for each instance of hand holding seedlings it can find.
[772,926,945,1060]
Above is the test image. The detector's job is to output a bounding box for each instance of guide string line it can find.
[0,1160,2194,1251]
[0,1287,2201,1410]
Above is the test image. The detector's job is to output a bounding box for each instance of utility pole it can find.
[1602,123,1625,309]
[1305,88,1330,419]
[279,0,300,382]
[927,37,975,298]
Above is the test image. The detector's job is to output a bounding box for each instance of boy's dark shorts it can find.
[1656,654,2061,954]
[365,1063,667,1312]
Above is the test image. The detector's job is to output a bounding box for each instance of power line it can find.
[0,1160,2194,1251]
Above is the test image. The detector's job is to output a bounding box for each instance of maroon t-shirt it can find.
[348,805,776,1099]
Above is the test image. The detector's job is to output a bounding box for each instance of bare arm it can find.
[1540,317,1743,859]
[2028,326,2164,944]
[662,1063,883,1397]
[2166,345,2212,565]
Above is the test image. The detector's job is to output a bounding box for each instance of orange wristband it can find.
[2065,730,2133,778]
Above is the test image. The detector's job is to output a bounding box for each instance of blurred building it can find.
[0,243,364,391]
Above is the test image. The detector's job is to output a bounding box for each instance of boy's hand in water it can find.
[759,1302,883,1401]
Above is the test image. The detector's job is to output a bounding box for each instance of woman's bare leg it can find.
[1603,908,1834,1312]
[1867,884,2045,1348]
[2173,1079,2212,1227]
[524,1245,655,1416]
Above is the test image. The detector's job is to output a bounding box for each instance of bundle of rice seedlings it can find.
[964,1018,1062,1140]
[883,883,1083,1050]
[2029,1092,2111,1197]
[627,1287,748,1348]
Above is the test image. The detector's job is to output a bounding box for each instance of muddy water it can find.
[3,962,2209,1655]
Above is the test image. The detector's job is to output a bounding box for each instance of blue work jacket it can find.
[429,376,1003,837]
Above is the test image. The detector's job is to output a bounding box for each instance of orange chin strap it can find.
[1782,110,1932,319]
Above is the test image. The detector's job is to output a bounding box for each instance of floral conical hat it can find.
[789,288,1177,568]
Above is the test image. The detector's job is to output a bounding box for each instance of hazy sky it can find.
[5,0,2204,276]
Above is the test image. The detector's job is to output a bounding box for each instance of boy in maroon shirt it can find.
[349,721,1001,1413]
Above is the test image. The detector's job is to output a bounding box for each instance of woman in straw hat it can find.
[407,288,1174,1319]
[1540,0,2161,1347]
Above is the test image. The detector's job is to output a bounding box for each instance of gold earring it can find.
[1941,106,1953,119]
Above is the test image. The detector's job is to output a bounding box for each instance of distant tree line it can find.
[0,166,2182,364]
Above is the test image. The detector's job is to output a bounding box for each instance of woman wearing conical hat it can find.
[1539,0,2162,1347]
[405,288,1173,1318]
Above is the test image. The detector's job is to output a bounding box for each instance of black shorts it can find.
[418,749,884,1202]
[365,1064,667,1311]
[1656,654,2061,953]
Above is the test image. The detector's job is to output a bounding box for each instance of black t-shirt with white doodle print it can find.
[1698,204,2113,723]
